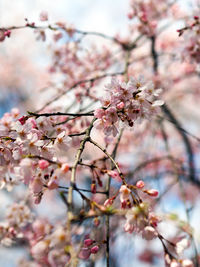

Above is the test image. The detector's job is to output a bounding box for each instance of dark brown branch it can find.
[27,111,94,118]
[162,105,196,183]
[37,71,125,112]
[150,35,197,185]
[58,185,107,195]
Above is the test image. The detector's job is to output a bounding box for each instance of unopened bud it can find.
[136,180,145,188]
[84,239,94,247]
[146,189,159,197]
[90,245,99,254]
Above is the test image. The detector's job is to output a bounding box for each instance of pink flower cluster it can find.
[79,237,99,260]
[0,29,11,42]
[49,41,111,92]
[0,202,34,246]
[166,257,193,267]
[0,108,71,203]
[181,16,200,65]
[124,202,160,241]
[128,0,171,36]
[94,77,163,136]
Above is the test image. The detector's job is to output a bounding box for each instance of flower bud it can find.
[107,170,121,182]
[38,160,49,170]
[4,30,11,38]
[18,116,28,125]
[146,189,159,197]
[84,239,94,247]
[90,245,99,254]
[116,102,125,109]
[136,180,145,188]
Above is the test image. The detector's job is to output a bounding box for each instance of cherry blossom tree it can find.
[0,0,200,266]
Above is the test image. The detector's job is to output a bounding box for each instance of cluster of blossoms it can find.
[0,108,72,203]
[2,202,75,266]
[166,257,193,267]
[119,180,158,209]
[164,238,194,267]
[0,29,11,42]
[50,41,112,91]
[30,224,70,266]
[1,203,72,266]
[0,202,34,246]
[178,16,200,65]
[124,202,159,240]
[128,0,172,36]
[94,77,163,136]
[104,180,160,241]
[79,237,100,260]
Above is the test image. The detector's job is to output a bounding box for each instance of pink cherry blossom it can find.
[119,185,131,202]
[142,226,158,240]
[38,160,49,170]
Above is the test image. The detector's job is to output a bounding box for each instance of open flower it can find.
[54,131,72,152]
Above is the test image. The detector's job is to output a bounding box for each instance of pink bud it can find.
[84,239,94,247]
[107,170,121,182]
[90,245,99,254]
[4,30,11,38]
[147,189,159,197]
[38,160,49,170]
[116,102,125,109]
[136,180,145,188]
[78,247,91,260]
[18,116,27,125]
